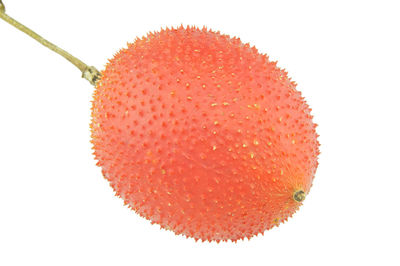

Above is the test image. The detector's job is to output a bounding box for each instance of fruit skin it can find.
[91,26,319,242]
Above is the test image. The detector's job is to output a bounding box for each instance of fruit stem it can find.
[0,0,100,85]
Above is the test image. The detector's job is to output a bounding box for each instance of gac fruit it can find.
[90,26,319,242]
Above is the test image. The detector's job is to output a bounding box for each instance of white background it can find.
[1,0,399,265]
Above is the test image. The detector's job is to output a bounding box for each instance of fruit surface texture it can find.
[91,26,319,242]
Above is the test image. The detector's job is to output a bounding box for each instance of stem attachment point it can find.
[293,190,306,203]
[83,66,101,86]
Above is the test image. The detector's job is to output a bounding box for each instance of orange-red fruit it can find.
[91,26,319,242]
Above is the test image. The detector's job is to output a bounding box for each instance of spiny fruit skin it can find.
[91,26,319,242]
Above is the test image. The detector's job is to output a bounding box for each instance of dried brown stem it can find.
[0,0,100,85]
